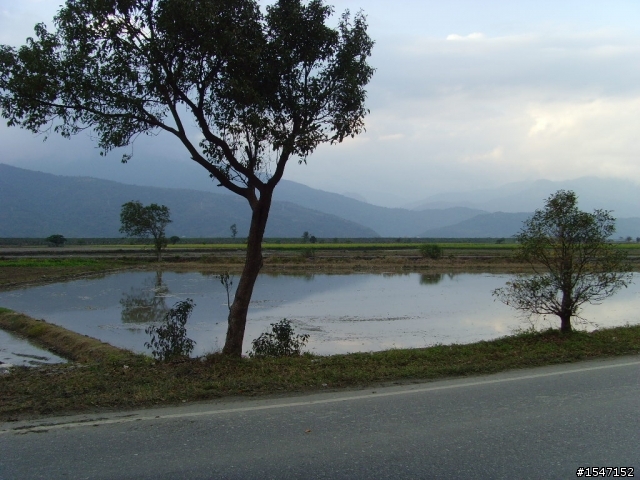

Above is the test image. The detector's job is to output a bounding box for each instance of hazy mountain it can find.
[8,163,638,240]
[0,164,377,238]
[273,180,486,237]
[409,177,640,218]
[420,213,531,238]
[421,212,640,239]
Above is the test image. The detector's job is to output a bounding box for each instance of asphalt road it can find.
[1,356,638,479]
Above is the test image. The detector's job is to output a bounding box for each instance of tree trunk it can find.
[154,237,162,262]
[222,193,272,356]
[559,312,572,333]
[559,289,572,333]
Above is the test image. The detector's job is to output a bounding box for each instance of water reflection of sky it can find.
[0,272,638,357]
[0,329,66,367]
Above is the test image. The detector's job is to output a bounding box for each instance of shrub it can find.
[249,319,309,358]
[419,243,443,259]
[46,234,66,247]
[300,248,315,259]
[145,299,196,361]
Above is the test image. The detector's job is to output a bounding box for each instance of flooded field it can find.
[0,271,638,357]
[0,329,66,367]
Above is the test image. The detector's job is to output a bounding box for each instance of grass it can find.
[0,257,144,289]
[0,258,113,268]
[1,309,639,421]
[0,248,535,290]
[0,311,134,363]
[158,242,519,251]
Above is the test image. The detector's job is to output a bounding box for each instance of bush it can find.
[145,299,196,361]
[419,243,443,259]
[249,319,309,358]
[300,248,315,259]
[46,234,66,247]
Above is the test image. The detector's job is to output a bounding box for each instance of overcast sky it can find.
[1,0,640,207]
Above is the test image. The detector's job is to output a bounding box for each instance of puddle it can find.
[0,329,66,368]
[0,272,638,356]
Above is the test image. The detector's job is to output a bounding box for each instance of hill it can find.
[408,177,640,218]
[0,164,488,238]
[0,164,377,238]
[273,180,486,237]
[421,211,640,239]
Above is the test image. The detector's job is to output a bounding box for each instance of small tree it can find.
[145,299,196,361]
[302,231,310,243]
[493,190,632,333]
[218,272,234,312]
[45,234,66,247]
[169,235,180,245]
[249,319,309,358]
[230,224,238,239]
[120,201,172,261]
[309,235,317,244]
[419,243,443,259]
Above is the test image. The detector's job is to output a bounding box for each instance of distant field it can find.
[3,241,639,254]
[0,258,113,268]
[162,242,520,251]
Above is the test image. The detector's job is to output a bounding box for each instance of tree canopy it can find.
[1,0,374,356]
[493,190,632,332]
[45,234,67,247]
[120,201,172,260]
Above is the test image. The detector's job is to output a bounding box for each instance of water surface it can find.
[0,271,637,356]
[0,329,66,367]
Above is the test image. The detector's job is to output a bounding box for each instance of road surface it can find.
[1,356,638,479]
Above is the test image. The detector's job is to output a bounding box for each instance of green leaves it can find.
[145,298,196,361]
[494,190,632,331]
[120,200,171,259]
[249,319,309,358]
[0,0,374,199]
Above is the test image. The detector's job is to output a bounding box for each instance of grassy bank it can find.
[0,247,533,290]
[3,243,640,290]
[0,257,144,290]
[1,309,639,421]
[0,309,133,363]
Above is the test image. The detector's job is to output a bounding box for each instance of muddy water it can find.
[0,271,638,356]
[0,329,66,367]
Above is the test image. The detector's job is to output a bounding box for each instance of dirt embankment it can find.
[0,309,134,363]
[0,247,536,291]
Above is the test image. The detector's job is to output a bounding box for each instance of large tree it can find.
[0,0,374,356]
[493,190,632,333]
[120,201,172,260]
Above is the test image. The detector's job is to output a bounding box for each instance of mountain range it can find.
[408,177,640,218]
[2,163,640,239]
[0,164,376,238]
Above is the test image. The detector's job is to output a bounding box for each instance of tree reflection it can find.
[419,273,458,285]
[120,271,170,324]
[419,274,443,285]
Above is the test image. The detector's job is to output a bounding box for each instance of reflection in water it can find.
[0,272,638,357]
[420,274,443,285]
[120,271,170,323]
[265,272,316,281]
[419,273,459,285]
[0,329,67,366]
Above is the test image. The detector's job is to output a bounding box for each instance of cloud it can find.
[446,32,486,41]
[3,0,640,205]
